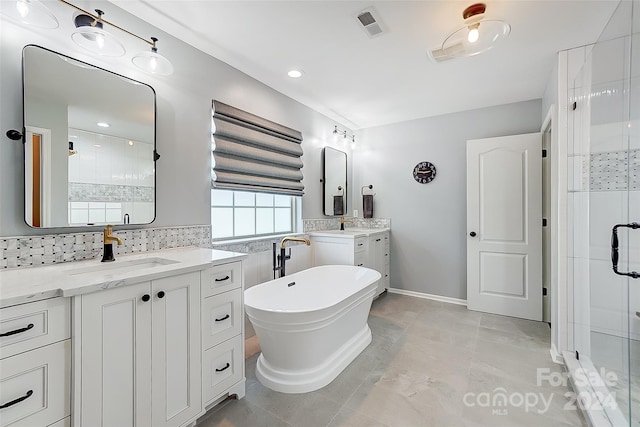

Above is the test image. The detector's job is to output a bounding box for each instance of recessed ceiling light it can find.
[93,144,102,148]
[287,69,303,78]
[128,140,134,146]
[97,122,110,128]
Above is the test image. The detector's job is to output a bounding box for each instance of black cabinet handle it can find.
[376,238,381,242]
[611,223,640,278]
[157,291,165,299]
[0,390,33,409]
[215,314,230,322]
[215,275,230,282]
[215,362,230,372]
[357,243,364,246]
[0,323,34,337]
[141,294,151,302]
[469,231,477,237]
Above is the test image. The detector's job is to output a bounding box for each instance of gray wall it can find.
[0,0,351,237]
[353,99,542,300]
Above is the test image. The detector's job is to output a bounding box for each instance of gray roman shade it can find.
[212,101,304,196]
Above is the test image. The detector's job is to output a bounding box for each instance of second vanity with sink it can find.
[0,247,247,427]
[309,228,390,297]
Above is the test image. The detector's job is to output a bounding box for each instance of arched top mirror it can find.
[22,45,156,228]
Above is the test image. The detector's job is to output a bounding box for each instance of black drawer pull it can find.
[215,275,230,282]
[216,363,230,372]
[157,291,165,299]
[357,263,364,266]
[376,238,381,242]
[357,243,363,246]
[141,294,151,302]
[0,390,33,409]
[0,323,34,337]
[215,314,230,322]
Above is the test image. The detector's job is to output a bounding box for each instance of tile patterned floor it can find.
[197,293,588,427]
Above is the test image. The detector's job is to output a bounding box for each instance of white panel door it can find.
[467,133,542,320]
[80,282,152,427]
[151,272,202,427]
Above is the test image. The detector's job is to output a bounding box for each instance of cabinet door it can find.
[80,282,152,427]
[151,272,202,427]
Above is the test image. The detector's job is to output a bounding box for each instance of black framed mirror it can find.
[322,147,347,216]
[22,45,156,228]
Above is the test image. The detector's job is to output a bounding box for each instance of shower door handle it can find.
[611,223,640,278]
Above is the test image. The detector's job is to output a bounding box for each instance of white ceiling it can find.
[112,0,619,130]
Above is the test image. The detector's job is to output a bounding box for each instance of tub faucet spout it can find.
[273,236,311,278]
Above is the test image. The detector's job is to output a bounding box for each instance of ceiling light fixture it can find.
[0,0,59,29]
[97,122,110,128]
[287,69,303,78]
[333,125,355,143]
[428,3,510,63]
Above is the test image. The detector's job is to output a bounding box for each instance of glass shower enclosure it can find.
[569,1,639,425]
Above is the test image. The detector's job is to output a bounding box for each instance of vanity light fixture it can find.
[428,3,510,63]
[0,0,59,29]
[63,0,173,74]
[333,125,355,143]
[72,9,125,57]
[131,37,174,76]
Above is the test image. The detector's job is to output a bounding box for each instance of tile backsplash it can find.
[1,225,211,269]
[302,217,391,232]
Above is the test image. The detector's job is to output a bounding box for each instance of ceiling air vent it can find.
[356,9,385,38]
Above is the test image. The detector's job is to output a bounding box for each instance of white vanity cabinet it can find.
[77,272,202,427]
[201,261,245,408]
[310,229,390,297]
[0,298,71,427]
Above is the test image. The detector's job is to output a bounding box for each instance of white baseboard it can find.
[387,288,467,306]
[550,343,563,365]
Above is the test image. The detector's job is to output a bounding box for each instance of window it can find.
[211,189,300,240]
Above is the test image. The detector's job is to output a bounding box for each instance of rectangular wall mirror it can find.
[322,147,347,216]
[22,45,156,228]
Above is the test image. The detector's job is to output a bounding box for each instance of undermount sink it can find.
[66,257,179,277]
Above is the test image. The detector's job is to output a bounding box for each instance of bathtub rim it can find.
[244,265,381,314]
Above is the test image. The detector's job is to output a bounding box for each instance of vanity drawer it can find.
[354,237,368,253]
[0,298,70,360]
[0,340,70,427]
[203,335,243,404]
[202,262,242,297]
[202,289,242,350]
[354,251,367,267]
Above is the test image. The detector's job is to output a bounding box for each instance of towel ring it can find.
[361,185,376,197]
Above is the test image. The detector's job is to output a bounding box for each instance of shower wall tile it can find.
[585,149,640,191]
[69,182,154,203]
[1,225,211,269]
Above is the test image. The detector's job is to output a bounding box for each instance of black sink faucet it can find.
[101,225,123,262]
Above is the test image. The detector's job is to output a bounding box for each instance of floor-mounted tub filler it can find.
[244,265,381,393]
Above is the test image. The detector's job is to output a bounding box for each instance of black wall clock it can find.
[413,161,436,184]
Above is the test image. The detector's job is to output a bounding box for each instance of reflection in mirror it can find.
[322,147,347,216]
[23,45,156,228]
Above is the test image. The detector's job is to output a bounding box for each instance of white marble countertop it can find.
[308,228,390,239]
[0,247,247,308]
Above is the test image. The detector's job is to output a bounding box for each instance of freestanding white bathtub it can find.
[244,265,381,393]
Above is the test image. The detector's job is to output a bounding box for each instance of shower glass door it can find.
[570,1,638,425]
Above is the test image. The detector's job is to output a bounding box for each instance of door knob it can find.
[469,231,477,237]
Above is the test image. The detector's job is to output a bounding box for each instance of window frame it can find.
[211,189,301,241]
